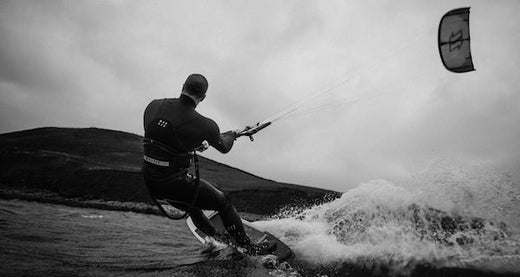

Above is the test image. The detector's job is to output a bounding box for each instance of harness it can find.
[142,138,191,169]
[143,138,202,220]
[143,99,202,220]
[146,149,201,220]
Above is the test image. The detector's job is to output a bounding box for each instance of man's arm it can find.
[205,120,237,154]
[214,131,237,153]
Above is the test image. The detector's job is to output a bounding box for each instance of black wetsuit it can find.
[142,94,250,245]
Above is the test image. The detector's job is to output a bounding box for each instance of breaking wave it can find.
[254,160,520,275]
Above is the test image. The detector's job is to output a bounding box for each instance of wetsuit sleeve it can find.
[205,119,235,154]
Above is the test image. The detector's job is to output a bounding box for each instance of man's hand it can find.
[222,130,241,140]
[195,140,209,152]
[235,122,272,141]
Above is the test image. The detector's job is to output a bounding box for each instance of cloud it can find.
[1,0,520,191]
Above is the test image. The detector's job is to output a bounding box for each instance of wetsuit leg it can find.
[143,168,251,246]
[188,207,216,236]
[190,178,251,246]
[218,200,251,246]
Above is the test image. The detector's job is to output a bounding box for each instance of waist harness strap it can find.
[143,138,191,168]
[143,155,170,167]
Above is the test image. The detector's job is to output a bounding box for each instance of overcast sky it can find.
[1,0,519,192]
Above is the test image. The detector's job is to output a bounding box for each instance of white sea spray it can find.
[253,162,520,274]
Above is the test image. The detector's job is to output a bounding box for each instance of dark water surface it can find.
[0,199,208,276]
[2,165,520,277]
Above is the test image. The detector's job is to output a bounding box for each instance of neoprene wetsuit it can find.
[142,94,252,246]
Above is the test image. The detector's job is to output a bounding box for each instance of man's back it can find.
[143,96,220,153]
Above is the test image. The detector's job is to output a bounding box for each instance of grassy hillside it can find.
[0,127,339,215]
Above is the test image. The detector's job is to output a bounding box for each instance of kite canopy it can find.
[438,7,475,73]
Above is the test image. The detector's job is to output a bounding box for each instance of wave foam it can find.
[254,167,520,274]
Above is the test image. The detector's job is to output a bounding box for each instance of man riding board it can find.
[142,73,274,255]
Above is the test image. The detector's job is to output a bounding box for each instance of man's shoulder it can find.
[146,98,161,107]
[146,98,177,109]
[195,113,218,131]
[149,98,177,104]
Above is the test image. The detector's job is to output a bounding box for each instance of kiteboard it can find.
[186,211,295,264]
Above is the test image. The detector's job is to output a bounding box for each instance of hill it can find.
[0,127,340,216]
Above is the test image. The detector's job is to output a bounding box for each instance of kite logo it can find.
[448,30,464,52]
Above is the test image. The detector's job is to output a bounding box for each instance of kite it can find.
[438,7,475,73]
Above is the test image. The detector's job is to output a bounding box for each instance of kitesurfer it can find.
[142,73,275,255]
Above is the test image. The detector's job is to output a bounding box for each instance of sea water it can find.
[0,199,202,276]
[254,159,520,276]
[1,160,519,276]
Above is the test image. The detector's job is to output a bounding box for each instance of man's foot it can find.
[212,232,232,244]
[245,239,277,255]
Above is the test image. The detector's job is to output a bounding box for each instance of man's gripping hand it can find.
[195,140,209,152]
[222,129,242,140]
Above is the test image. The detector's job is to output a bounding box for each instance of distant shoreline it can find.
[0,187,266,221]
[0,186,159,213]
